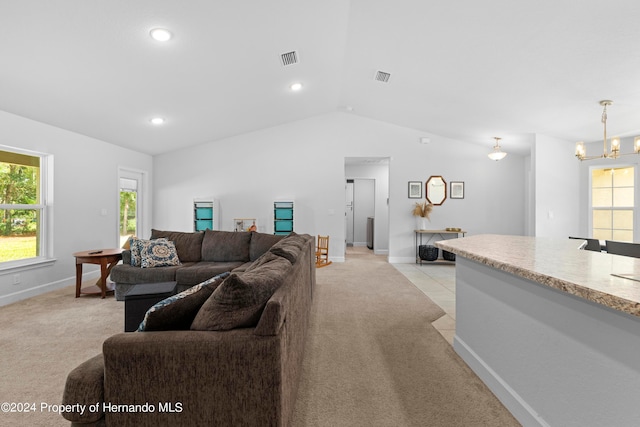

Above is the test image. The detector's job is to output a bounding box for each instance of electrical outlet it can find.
[12,274,21,285]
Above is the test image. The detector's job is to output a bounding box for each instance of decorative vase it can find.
[415,216,429,230]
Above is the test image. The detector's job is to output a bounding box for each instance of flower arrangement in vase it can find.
[412,201,433,230]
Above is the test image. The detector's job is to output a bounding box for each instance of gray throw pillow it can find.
[191,256,292,331]
[269,233,306,263]
[138,273,229,331]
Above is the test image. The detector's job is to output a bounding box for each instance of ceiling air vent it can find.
[280,51,299,67]
[375,70,391,83]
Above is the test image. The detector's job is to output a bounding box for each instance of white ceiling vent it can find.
[280,51,299,67]
[375,70,391,83]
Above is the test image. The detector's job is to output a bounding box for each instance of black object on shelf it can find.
[419,245,439,261]
[442,250,456,261]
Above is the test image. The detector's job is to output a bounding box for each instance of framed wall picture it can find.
[450,181,465,199]
[408,181,422,199]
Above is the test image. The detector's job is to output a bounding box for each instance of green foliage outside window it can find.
[0,162,38,236]
[120,191,137,235]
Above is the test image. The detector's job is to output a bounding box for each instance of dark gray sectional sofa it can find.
[63,231,316,426]
[110,229,285,299]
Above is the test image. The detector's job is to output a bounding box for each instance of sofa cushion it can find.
[140,239,181,268]
[151,229,204,263]
[138,272,230,331]
[269,233,306,263]
[249,232,285,261]
[110,263,186,286]
[191,255,292,331]
[175,261,245,287]
[201,230,251,262]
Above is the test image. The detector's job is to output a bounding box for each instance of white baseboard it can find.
[453,335,550,427]
[0,271,100,307]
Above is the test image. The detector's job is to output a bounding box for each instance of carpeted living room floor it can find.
[0,246,519,427]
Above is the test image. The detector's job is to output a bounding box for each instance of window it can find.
[0,146,52,268]
[591,166,634,242]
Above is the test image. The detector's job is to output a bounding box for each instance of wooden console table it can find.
[414,229,466,264]
[73,249,123,298]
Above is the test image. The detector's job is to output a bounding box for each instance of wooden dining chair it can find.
[315,235,332,268]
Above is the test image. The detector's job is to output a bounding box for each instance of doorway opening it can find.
[344,157,390,259]
[118,169,145,247]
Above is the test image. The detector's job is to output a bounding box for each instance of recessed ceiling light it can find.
[150,28,172,42]
[290,82,303,91]
[150,117,165,125]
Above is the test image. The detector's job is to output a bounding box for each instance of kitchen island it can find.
[436,234,640,427]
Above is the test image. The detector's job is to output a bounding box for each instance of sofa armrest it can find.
[62,354,105,424]
[102,330,283,426]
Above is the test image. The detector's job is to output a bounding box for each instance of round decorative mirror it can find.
[426,176,447,205]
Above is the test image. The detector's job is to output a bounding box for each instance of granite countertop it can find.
[435,234,640,318]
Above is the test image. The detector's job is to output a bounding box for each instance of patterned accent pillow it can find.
[138,272,230,331]
[140,239,181,268]
[129,237,168,267]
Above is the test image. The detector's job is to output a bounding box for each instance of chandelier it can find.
[575,100,640,161]
[488,137,507,161]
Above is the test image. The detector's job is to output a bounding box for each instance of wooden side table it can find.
[73,249,123,298]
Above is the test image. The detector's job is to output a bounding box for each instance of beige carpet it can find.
[0,249,519,426]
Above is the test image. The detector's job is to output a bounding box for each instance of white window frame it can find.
[0,145,55,273]
[588,163,637,243]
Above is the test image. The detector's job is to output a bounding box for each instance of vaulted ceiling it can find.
[1,0,640,156]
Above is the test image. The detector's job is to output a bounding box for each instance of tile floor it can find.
[392,261,457,344]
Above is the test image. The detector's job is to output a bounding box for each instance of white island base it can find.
[437,236,640,427]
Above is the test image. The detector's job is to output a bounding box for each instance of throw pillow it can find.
[138,272,230,331]
[244,251,284,273]
[140,239,181,268]
[130,237,171,266]
[269,233,306,263]
[191,255,292,331]
[129,236,146,267]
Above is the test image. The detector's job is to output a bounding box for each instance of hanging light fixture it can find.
[575,100,640,161]
[488,137,507,161]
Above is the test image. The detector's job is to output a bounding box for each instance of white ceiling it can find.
[2,0,640,156]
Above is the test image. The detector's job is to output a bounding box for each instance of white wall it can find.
[153,112,527,263]
[533,134,580,238]
[0,110,153,305]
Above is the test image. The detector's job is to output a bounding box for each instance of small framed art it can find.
[450,181,465,199]
[408,181,422,199]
